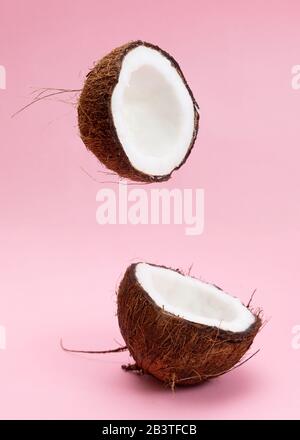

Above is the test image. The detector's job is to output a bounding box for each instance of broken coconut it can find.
[78,41,199,182]
[117,263,261,386]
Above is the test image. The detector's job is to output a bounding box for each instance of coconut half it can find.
[118,263,261,386]
[78,41,199,182]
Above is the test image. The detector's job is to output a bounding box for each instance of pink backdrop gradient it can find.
[1,0,300,420]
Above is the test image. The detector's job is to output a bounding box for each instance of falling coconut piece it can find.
[117,263,261,386]
[78,41,199,182]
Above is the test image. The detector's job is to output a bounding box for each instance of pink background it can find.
[1,0,300,420]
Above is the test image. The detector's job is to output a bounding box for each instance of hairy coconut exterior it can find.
[78,41,199,182]
[117,263,261,386]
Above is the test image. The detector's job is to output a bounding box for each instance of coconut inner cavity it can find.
[111,46,195,177]
[136,263,255,333]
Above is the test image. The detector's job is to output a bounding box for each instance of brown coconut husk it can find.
[78,41,199,182]
[117,263,262,386]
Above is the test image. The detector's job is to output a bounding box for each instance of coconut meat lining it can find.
[136,263,255,333]
[111,46,195,176]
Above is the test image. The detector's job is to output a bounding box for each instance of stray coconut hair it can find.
[12,41,199,183]
[62,263,262,388]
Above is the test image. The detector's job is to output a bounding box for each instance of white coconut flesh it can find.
[136,263,255,333]
[111,46,195,177]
